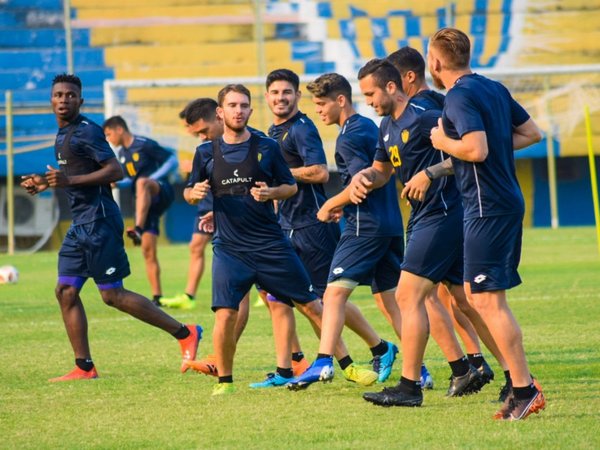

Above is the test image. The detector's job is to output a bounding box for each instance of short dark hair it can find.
[387,47,426,80]
[357,58,401,89]
[181,98,218,124]
[52,73,82,92]
[265,68,300,91]
[306,73,352,102]
[217,84,251,107]
[102,115,129,131]
[429,28,471,70]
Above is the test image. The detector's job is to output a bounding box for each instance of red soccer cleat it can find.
[49,366,99,382]
[178,324,203,372]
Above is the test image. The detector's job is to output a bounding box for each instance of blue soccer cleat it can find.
[249,372,293,388]
[371,341,398,383]
[420,363,434,390]
[286,357,334,391]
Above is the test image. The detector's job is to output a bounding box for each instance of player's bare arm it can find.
[513,118,543,150]
[317,184,351,223]
[289,163,329,184]
[349,160,393,204]
[20,174,49,195]
[44,158,124,188]
[430,118,488,162]
[251,181,297,202]
[402,158,454,202]
[184,180,210,205]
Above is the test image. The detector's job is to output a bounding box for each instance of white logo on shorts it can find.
[383,134,390,142]
[474,274,487,284]
[309,284,314,292]
[105,267,116,275]
[333,267,344,275]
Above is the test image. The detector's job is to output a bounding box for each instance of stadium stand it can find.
[2,0,600,233]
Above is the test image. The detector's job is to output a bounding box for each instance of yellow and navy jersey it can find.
[335,114,402,237]
[54,114,121,225]
[118,136,173,184]
[443,74,529,219]
[375,91,461,224]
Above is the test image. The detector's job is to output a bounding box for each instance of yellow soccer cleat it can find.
[343,364,378,386]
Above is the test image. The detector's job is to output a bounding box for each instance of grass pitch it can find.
[1,227,599,449]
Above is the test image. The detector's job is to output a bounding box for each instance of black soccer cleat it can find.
[446,365,484,397]
[498,379,512,402]
[477,359,495,385]
[363,385,423,407]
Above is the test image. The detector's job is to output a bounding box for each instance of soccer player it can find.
[20,73,202,381]
[426,28,545,420]
[387,46,507,392]
[287,73,408,389]
[161,99,221,310]
[346,59,485,406]
[264,69,395,387]
[103,115,177,306]
[169,98,250,376]
[185,84,326,395]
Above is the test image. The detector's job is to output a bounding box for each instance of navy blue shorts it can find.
[402,208,463,285]
[328,233,403,294]
[285,221,340,298]
[141,180,174,234]
[211,242,317,311]
[58,215,131,285]
[464,214,523,293]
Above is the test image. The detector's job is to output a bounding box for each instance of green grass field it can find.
[1,227,599,449]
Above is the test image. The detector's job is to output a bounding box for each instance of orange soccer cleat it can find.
[178,324,203,373]
[49,366,99,382]
[183,354,218,377]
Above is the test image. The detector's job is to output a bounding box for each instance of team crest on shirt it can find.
[257,152,262,162]
[132,152,140,162]
[401,129,410,143]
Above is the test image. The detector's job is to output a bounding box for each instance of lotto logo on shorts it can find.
[474,274,487,284]
[105,267,116,275]
[332,267,344,275]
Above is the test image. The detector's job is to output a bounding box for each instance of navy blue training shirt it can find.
[442,73,530,219]
[187,133,295,251]
[336,114,402,237]
[375,92,462,225]
[54,114,121,225]
[268,111,328,230]
[117,135,173,184]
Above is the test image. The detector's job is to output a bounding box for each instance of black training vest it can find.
[210,133,267,198]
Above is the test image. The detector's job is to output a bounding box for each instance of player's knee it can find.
[135,177,150,191]
[55,284,78,305]
[99,289,121,307]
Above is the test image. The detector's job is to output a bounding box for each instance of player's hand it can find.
[190,180,210,201]
[20,174,48,195]
[349,171,373,204]
[430,118,446,150]
[317,202,342,223]
[401,170,431,202]
[250,181,272,202]
[45,165,70,188]
[199,211,214,233]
